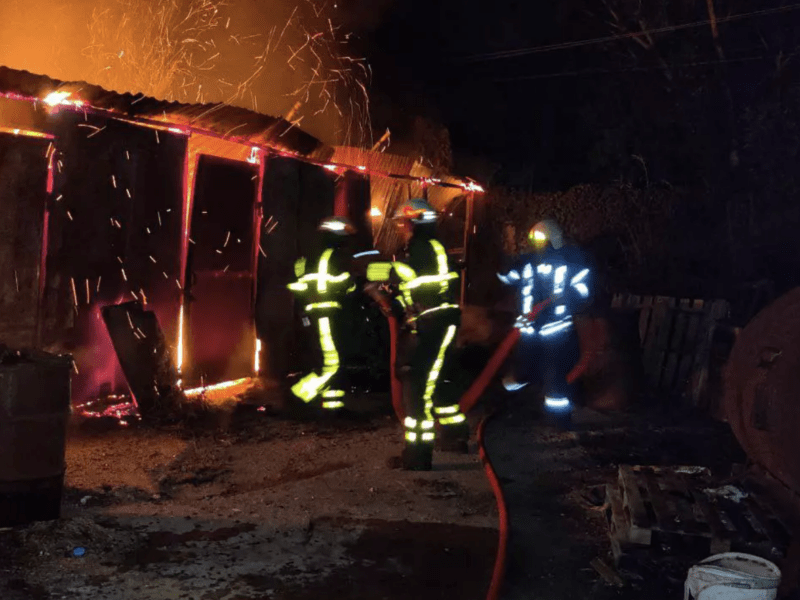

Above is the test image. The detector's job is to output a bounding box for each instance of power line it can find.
[492,54,767,83]
[454,3,800,63]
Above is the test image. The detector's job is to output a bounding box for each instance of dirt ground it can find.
[1,381,787,600]
[482,386,753,600]
[0,395,498,600]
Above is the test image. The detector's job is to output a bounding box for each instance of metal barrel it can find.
[0,350,72,527]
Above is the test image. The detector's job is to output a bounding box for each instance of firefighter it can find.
[367,198,469,470]
[497,218,591,424]
[287,217,357,411]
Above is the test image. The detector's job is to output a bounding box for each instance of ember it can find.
[74,394,140,425]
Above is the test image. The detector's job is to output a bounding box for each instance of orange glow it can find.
[43,91,72,106]
[464,181,485,193]
[0,126,54,140]
[177,303,185,374]
[254,338,262,374]
[370,207,382,217]
[183,377,254,399]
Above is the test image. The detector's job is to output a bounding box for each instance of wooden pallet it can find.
[605,466,792,565]
[609,294,732,405]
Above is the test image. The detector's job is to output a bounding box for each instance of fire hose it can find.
[365,287,405,422]
[459,298,591,414]
[477,410,508,600]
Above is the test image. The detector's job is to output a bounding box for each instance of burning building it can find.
[0,65,484,414]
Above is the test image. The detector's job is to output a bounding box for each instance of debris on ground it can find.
[1,400,498,600]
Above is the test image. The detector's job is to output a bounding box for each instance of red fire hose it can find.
[477,411,508,600]
[459,299,592,415]
[458,298,552,415]
[369,292,405,422]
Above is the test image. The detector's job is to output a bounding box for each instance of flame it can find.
[183,377,253,399]
[370,207,382,217]
[254,338,262,374]
[43,91,72,106]
[323,164,338,172]
[464,181,485,193]
[247,147,261,164]
[177,303,185,374]
[0,126,53,139]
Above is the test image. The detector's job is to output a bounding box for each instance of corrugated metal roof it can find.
[0,65,331,158]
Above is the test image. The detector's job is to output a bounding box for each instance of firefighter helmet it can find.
[394,198,438,224]
[318,216,356,236]
[528,219,565,250]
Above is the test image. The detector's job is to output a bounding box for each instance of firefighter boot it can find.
[436,422,470,453]
[401,441,433,471]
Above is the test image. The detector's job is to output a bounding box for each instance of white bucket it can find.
[684,552,782,600]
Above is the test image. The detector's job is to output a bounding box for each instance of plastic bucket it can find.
[684,552,782,600]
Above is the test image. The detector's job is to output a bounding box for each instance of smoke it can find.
[0,0,375,145]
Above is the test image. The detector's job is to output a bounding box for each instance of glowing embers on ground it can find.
[74,394,140,426]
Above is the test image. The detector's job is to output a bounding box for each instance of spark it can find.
[223,231,231,247]
[67,211,73,221]
[121,268,127,281]
[85,279,90,304]
[14,270,19,293]
[97,276,102,292]
[70,278,78,308]
[87,126,106,139]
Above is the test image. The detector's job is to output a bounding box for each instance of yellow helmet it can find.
[528,219,564,250]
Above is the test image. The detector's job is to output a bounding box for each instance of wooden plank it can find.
[663,310,689,391]
[743,497,782,548]
[638,306,652,348]
[652,306,677,388]
[590,557,625,587]
[642,300,668,383]
[661,352,681,391]
[664,472,706,536]
[641,469,672,531]
[694,491,733,554]
[676,313,701,392]
[606,484,631,544]
[619,466,652,545]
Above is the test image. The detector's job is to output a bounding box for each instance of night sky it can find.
[358,0,613,186]
[356,0,800,189]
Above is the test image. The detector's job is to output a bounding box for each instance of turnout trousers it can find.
[290,307,346,409]
[512,324,581,414]
[397,306,468,469]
